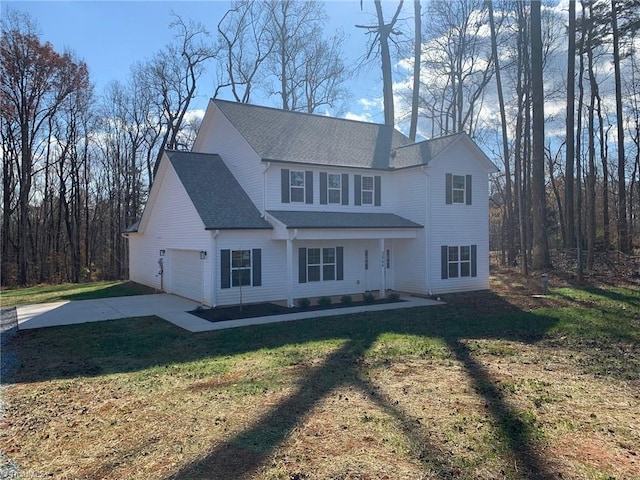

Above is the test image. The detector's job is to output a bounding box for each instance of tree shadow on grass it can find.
[7,292,567,478]
[164,295,559,479]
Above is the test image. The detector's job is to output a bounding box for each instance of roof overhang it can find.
[265,210,422,240]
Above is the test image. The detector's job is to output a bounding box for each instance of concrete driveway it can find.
[16,294,211,332]
[15,294,443,333]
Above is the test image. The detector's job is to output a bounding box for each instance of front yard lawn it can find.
[1,269,638,480]
[0,281,156,308]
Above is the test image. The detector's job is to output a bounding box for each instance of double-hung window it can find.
[299,246,344,283]
[290,170,305,203]
[452,175,466,203]
[282,168,313,204]
[221,249,262,288]
[328,174,341,204]
[231,250,251,286]
[320,172,349,205]
[446,173,472,205]
[361,176,374,205]
[441,245,477,279]
[354,174,381,206]
[306,247,335,282]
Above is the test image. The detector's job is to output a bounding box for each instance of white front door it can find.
[364,249,377,291]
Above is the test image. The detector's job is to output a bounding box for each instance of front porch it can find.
[265,210,424,308]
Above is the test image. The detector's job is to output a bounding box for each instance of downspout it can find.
[421,166,433,295]
[262,162,271,216]
[211,229,220,307]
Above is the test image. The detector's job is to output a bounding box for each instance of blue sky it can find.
[4,1,410,122]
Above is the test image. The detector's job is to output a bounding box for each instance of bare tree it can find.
[1,9,89,285]
[418,0,494,137]
[357,0,405,126]
[217,0,348,113]
[143,14,215,171]
[215,0,274,103]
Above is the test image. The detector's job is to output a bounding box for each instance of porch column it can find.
[379,238,386,299]
[286,237,294,307]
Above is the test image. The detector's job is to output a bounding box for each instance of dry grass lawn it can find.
[1,268,639,479]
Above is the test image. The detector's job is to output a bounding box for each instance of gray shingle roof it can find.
[213,99,413,170]
[267,210,423,229]
[391,133,463,169]
[166,151,271,230]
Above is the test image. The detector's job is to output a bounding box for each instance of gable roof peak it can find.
[211,99,412,170]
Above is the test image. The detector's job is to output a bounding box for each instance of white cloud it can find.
[344,111,373,123]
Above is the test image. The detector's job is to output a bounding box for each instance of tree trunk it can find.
[586,2,597,271]
[611,0,629,253]
[409,0,421,141]
[488,0,515,266]
[575,2,587,280]
[530,0,551,270]
[565,0,576,249]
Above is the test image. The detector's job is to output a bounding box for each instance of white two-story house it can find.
[125,99,498,307]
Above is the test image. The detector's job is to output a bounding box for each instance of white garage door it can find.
[170,250,202,302]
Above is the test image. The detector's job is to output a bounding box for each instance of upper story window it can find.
[328,174,341,204]
[362,176,374,205]
[290,170,305,202]
[446,173,472,205]
[354,174,381,206]
[282,168,313,204]
[320,172,349,205]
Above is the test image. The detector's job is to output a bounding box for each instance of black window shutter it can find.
[354,174,362,206]
[466,174,472,205]
[471,245,477,277]
[252,249,262,286]
[374,175,381,206]
[336,246,344,281]
[445,173,452,204]
[281,169,290,203]
[221,249,231,289]
[441,245,449,279]
[298,247,307,283]
[320,172,327,204]
[341,173,349,205]
[305,171,313,204]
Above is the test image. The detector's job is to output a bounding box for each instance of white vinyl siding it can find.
[192,106,264,212]
[390,168,428,294]
[215,231,286,306]
[429,140,491,293]
[128,160,212,304]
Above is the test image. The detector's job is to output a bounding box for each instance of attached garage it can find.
[169,249,203,302]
